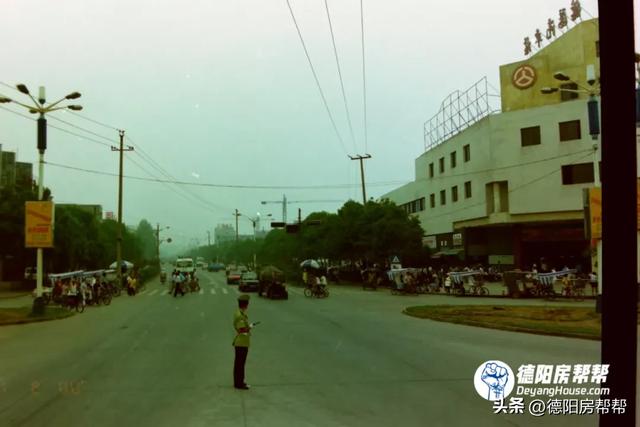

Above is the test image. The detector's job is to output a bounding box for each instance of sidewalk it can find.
[0,291,31,299]
[0,291,33,309]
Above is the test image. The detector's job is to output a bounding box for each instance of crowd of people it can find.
[47,271,128,308]
[169,270,200,297]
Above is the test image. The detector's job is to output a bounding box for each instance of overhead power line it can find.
[285,0,349,156]
[360,0,368,152]
[0,105,113,148]
[419,151,595,221]
[44,160,406,189]
[324,0,358,154]
[125,136,233,213]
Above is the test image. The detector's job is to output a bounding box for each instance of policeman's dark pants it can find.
[234,346,249,387]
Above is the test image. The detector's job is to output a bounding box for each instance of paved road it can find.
[0,269,611,426]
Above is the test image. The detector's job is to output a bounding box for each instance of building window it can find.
[561,163,594,185]
[430,193,435,208]
[429,163,434,178]
[559,120,581,141]
[451,185,458,202]
[463,144,470,162]
[595,40,599,57]
[464,181,472,198]
[520,126,541,147]
[439,157,445,174]
[450,151,457,168]
[560,83,579,102]
[440,190,446,206]
[419,197,425,211]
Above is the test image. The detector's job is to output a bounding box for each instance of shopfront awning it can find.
[431,248,464,259]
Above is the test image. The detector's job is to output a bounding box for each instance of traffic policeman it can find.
[233,294,253,389]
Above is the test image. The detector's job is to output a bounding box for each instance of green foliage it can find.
[191,200,428,274]
[0,184,41,278]
[0,183,160,278]
[135,220,157,261]
[137,263,160,284]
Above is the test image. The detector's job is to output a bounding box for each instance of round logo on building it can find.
[512,65,537,89]
[474,360,515,401]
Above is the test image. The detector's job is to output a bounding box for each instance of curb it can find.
[0,310,75,326]
[402,306,600,341]
[0,293,31,300]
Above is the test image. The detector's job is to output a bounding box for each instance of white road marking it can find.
[233,288,240,294]
[211,289,216,295]
[161,290,169,296]
[148,290,158,296]
[222,288,228,294]
[199,289,204,295]
[138,290,149,295]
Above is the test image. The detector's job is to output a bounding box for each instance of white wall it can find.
[383,99,598,236]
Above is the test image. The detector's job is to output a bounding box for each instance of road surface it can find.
[0,269,606,426]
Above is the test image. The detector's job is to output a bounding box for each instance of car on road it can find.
[208,262,225,272]
[239,271,260,292]
[227,270,243,285]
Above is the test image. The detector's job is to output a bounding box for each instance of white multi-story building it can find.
[382,18,617,270]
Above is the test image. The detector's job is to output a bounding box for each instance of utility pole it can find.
[111,130,133,287]
[207,230,211,246]
[349,154,372,204]
[298,208,301,224]
[156,223,160,266]
[234,209,240,243]
[283,194,287,223]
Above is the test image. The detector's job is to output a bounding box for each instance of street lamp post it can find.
[541,67,602,310]
[0,85,82,313]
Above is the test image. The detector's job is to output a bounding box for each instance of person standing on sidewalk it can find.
[233,294,254,390]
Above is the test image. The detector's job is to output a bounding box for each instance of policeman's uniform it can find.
[233,294,251,389]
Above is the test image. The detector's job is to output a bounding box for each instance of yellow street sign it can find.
[25,201,54,248]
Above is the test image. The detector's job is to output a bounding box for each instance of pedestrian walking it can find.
[589,272,598,296]
[233,294,254,390]
[173,272,184,297]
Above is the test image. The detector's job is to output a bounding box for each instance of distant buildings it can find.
[215,223,263,244]
[0,145,33,190]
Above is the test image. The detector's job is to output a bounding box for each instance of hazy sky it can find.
[0,0,634,253]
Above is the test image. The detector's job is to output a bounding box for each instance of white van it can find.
[175,258,196,275]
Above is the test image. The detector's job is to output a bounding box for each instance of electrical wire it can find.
[414,149,593,183]
[285,0,349,156]
[65,110,121,131]
[0,105,113,148]
[324,0,358,154]
[125,136,234,213]
[413,151,595,221]
[124,153,223,215]
[360,0,368,153]
[44,160,406,189]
